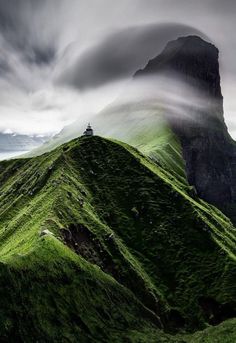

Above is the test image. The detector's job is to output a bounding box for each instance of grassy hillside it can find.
[0,135,235,341]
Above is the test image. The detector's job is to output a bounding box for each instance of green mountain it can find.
[0,135,235,342]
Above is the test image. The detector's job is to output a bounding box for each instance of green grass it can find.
[0,235,164,342]
[128,120,187,184]
[188,318,236,342]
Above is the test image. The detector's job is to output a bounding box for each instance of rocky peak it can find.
[136,35,222,98]
[136,36,236,223]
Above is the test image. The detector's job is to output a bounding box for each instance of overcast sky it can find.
[0,0,235,138]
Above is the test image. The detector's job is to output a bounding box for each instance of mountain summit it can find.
[136,35,222,98]
[136,35,236,223]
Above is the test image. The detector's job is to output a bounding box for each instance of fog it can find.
[56,73,226,149]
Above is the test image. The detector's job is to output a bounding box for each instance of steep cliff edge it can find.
[136,35,236,223]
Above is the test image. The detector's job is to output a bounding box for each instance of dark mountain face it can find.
[136,36,222,99]
[136,35,236,223]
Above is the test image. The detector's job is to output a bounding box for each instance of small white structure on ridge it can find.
[83,123,94,136]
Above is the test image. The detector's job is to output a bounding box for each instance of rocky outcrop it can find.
[136,36,236,222]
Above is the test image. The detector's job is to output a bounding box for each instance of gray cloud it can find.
[0,0,58,66]
[58,23,207,90]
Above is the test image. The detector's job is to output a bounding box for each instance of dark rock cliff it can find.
[136,36,236,222]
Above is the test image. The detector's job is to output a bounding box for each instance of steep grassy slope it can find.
[0,237,164,342]
[0,136,235,341]
[127,121,187,185]
[68,137,236,327]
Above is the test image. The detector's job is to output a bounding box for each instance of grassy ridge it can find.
[0,136,235,341]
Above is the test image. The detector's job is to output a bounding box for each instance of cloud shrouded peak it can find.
[0,0,234,138]
[57,23,207,90]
